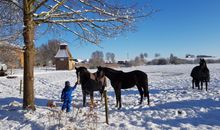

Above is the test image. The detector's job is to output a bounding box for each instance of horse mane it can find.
[100,67,124,81]
[90,73,96,80]
[199,59,208,70]
[104,67,123,74]
[78,67,96,79]
[78,66,88,70]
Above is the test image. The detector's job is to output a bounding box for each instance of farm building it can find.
[54,43,75,70]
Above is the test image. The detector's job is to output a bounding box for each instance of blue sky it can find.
[36,0,220,60]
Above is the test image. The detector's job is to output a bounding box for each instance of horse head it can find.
[199,59,207,69]
[75,66,89,84]
[96,66,105,79]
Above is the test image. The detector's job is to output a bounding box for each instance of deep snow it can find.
[0,64,220,130]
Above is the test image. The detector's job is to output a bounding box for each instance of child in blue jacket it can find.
[61,81,77,112]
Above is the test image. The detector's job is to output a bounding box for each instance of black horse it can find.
[75,66,107,107]
[190,59,210,91]
[96,66,150,109]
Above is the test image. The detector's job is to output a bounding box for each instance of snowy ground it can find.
[0,64,220,130]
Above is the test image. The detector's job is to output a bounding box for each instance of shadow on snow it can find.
[118,98,220,127]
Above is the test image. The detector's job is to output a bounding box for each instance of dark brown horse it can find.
[96,66,150,109]
[191,59,210,91]
[75,66,107,107]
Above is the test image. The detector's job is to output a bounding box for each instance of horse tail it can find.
[143,78,149,97]
[190,67,197,77]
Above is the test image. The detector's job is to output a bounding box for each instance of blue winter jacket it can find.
[61,84,77,101]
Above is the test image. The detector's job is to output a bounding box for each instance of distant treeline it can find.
[146,58,220,65]
[34,40,220,68]
[120,56,220,67]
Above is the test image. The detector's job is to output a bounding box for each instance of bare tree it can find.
[89,51,104,68]
[0,0,23,44]
[155,53,160,58]
[36,39,60,66]
[110,53,116,63]
[106,52,115,63]
[170,53,177,64]
[144,53,148,58]
[0,0,154,110]
[129,52,148,66]
[134,56,142,66]
[140,53,145,63]
[132,53,146,66]
[106,52,111,63]
[0,43,19,70]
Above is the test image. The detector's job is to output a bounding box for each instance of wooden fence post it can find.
[104,90,109,124]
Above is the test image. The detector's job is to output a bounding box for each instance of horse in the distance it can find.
[96,66,150,109]
[190,59,210,91]
[75,66,107,107]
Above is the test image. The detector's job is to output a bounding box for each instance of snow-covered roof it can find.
[54,49,69,58]
[60,43,68,46]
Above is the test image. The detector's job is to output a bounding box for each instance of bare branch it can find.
[1,0,154,45]
[37,0,66,18]
[1,0,23,10]
[56,23,99,44]
[32,0,48,13]
[78,0,116,17]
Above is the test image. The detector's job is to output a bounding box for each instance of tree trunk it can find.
[23,0,35,110]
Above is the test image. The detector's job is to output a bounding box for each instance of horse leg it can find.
[195,80,199,90]
[83,92,86,107]
[100,91,103,102]
[144,88,150,105]
[205,81,208,91]
[100,85,105,102]
[201,81,203,90]
[99,89,103,102]
[90,92,94,108]
[147,90,150,105]
[118,89,122,109]
[143,82,150,105]
[192,79,194,89]
[137,86,144,104]
[115,88,121,109]
[113,87,119,108]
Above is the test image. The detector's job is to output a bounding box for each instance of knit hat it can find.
[65,81,70,86]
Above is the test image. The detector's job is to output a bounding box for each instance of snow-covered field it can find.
[0,64,220,130]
